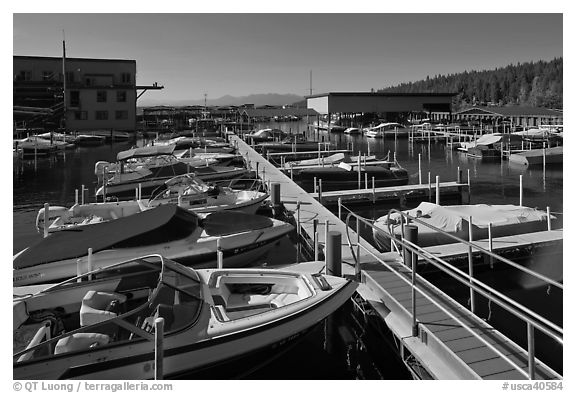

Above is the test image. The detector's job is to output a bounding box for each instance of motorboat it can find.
[244,128,288,144]
[74,134,106,146]
[508,146,563,167]
[462,133,523,159]
[14,204,294,286]
[296,161,409,192]
[372,202,555,251]
[13,254,357,379]
[259,134,328,153]
[364,123,406,138]
[343,127,361,135]
[95,145,248,200]
[36,174,269,232]
[13,137,60,158]
[283,152,378,169]
[82,130,132,142]
[37,132,78,144]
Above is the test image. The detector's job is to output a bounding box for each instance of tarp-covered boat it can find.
[14,205,293,286]
[372,202,554,250]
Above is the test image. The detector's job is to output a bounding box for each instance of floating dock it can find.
[230,134,562,380]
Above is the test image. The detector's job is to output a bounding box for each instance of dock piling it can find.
[43,203,49,238]
[468,216,476,314]
[217,237,223,269]
[418,154,422,184]
[75,189,79,205]
[271,183,281,209]
[313,219,319,260]
[154,317,165,380]
[326,231,342,277]
[435,176,440,205]
[547,207,552,231]
[319,179,323,204]
[337,198,342,220]
[527,323,535,380]
[468,169,472,204]
[519,175,524,207]
[81,184,85,205]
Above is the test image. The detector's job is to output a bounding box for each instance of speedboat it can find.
[95,145,248,200]
[13,254,357,379]
[36,174,269,233]
[364,123,405,138]
[244,128,287,144]
[37,132,78,145]
[14,204,294,286]
[259,134,327,153]
[372,202,555,251]
[74,134,106,146]
[13,137,60,158]
[343,127,361,135]
[296,161,409,192]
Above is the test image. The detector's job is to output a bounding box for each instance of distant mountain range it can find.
[139,93,304,107]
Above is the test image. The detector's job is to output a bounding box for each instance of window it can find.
[42,71,54,81]
[16,70,31,81]
[121,73,132,84]
[74,111,87,120]
[96,91,107,103]
[116,91,127,102]
[65,71,75,84]
[115,111,129,120]
[70,91,80,107]
[85,77,93,87]
[95,111,108,120]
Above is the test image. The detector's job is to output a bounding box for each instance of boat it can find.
[95,145,248,200]
[83,130,132,142]
[37,174,269,232]
[37,132,78,144]
[259,134,328,153]
[364,123,406,138]
[14,204,294,286]
[74,134,106,146]
[283,152,378,169]
[508,146,563,167]
[296,161,409,192]
[463,133,523,159]
[372,202,555,251]
[13,137,60,158]
[244,128,288,144]
[13,254,357,379]
[343,127,361,135]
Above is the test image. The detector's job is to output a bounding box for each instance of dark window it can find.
[115,111,129,120]
[74,111,88,120]
[117,91,127,102]
[85,78,92,87]
[16,71,31,81]
[70,91,80,107]
[95,111,108,120]
[121,73,132,84]
[96,91,107,103]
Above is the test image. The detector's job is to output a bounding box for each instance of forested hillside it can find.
[379,58,562,110]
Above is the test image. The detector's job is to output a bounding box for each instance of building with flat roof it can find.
[453,106,562,127]
[14,55,147,132]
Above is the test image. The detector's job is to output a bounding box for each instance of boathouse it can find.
[306,92,456,122]
[452,106,563,127]
[13,55,162,133]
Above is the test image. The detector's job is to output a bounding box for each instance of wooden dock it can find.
[310,181,469,204]
[421,229,563,261]
[231,134,562,380]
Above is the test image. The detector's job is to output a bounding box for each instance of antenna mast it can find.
[62,30,67,131]
[309,70,313,96]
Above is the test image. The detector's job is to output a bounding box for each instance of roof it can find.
[14,55,136,64]
[307,92,458,99]
[455,106,563,117]
[239,108,319,117]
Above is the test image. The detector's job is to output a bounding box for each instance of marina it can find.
[12,12,563,382]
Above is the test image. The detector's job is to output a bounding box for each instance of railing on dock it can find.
[340,207,562,380]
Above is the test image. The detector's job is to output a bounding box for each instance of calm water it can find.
[13,121,563,378]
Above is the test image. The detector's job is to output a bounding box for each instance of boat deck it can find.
[230,134,561,380]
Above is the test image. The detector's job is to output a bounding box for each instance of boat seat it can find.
[226,284,301,309]
[54,333,109,355]
[80,291,128,327]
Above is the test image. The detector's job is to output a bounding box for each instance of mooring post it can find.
[81,184,85,205]
[313,218,319,260]
[364,172,368,190]
[467,169,472,204]
[428,172,431,201]
[357,154,361,189]
[296,201,301,239]
[457,166,462,183]
[318,179,323,205]
[271,183,281,210]
[418,153,422,184]
[372,177,376,204]
[468,216,476,313]
[519,175,524,207]
[403,225,418,269]
[75,189,79,205]
[217,237,223,269]
[87,248,93,280]
[43,202,49,238]
[337,198,342,220]
[326,231,342,277]
[404,224,419,337]
[547,207,552,231]
[324,220,330,258]
[435,175,440,205]
[488,223,494,268]
[138,183,142,201]
[154,317,165,380]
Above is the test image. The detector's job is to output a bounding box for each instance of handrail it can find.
[384,209,562,290]
[342,210,563,379]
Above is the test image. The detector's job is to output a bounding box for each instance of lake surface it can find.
[12,121,563,378]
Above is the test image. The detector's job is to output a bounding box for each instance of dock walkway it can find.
[231,135,561,380]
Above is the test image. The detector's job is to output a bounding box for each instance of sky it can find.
[12,12,563,105]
